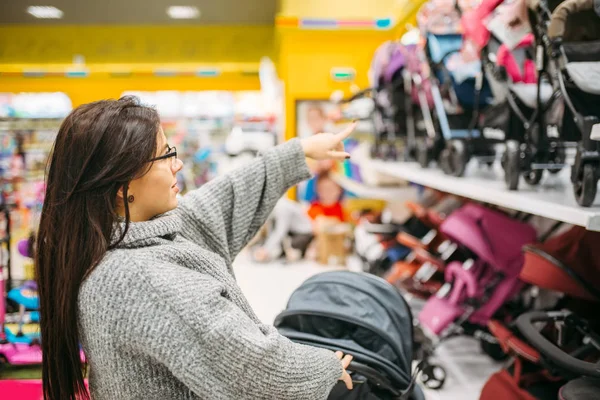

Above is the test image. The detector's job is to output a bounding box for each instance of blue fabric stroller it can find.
[275,271,430,399]
[419,33,503,176]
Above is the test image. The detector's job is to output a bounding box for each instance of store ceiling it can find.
[0,0,277,25]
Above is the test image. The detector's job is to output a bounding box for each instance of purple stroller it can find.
[418,203,537,353]
[368,40,433,161]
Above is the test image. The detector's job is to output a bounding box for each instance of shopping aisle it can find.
[233,254,502,400]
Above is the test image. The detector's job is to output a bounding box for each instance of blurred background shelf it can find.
[331,173,418,202]
[371,160,600,231]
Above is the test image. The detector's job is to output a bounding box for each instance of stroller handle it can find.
[347,361,401,397]
[515,311,600,378]
[348,361,424,400]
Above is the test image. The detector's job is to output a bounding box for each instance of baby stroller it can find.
[481,225,600,400]
[521,225,600,302]
[481,310,600,400]
[418,4,503,176]
[463,0,571,190]
[354,190,443,276]
[385,196,466,299]
[535,0,600,206]
[418,203,537,357]
[274,271,429,399]
[368,41,420,161]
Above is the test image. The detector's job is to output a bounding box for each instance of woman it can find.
[36,97,356,400]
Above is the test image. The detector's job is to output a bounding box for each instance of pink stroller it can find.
[418,203,537,355]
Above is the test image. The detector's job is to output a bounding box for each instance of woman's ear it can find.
[116,186,125,201]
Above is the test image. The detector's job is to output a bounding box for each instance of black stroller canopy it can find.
[548,0,600,41]
[274,271,414,389]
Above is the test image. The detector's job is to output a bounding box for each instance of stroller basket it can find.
[274,271,418,398]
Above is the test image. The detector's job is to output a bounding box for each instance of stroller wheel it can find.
[548,167,562,175]
[523,169,543,186]
[440,140,468,177]
[503,141,520,191]
[573,164,598,207]
[417,141,430,169]
[420,364,446,390]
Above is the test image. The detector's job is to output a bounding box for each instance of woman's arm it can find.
[177,123,355,265]
[177,139,311,264]
[125,262,344,400]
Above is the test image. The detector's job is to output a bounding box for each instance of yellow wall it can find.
[278,29,393,140]
[0,0,427,108]
[0,25,274,64]
[0,25,271,105]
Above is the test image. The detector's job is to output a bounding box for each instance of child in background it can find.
[308,172,346,223]
[253,173,346,263]
[253,198,315,263]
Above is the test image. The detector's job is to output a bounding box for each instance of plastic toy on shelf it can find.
[0,206,42,368]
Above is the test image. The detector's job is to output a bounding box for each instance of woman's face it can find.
[126,127,183,221]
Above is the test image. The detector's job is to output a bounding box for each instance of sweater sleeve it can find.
[127,262,343,400]
[177,139,311,264]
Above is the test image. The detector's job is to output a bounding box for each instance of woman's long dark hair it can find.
[35,96,160,400]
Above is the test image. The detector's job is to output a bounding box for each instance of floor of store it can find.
[233,253,502,400]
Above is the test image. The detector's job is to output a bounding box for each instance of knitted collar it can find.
[111,211,182,249]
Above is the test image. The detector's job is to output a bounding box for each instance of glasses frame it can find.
[149,145,177,166]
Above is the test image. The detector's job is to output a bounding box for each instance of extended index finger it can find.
[341,354,353,369]
[335,121,358,141]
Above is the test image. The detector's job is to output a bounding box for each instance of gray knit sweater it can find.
[78,139,343,399]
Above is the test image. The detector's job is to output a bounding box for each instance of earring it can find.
[127,195,135,203]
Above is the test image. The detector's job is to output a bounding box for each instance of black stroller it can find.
[274,271,429,399]
[498,0,571,191]
[540,0,600,207]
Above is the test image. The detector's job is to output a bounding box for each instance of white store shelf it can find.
[371,160,600,231]
[331,174,419,202]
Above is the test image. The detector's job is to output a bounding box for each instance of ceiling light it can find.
[167,6,200,19]
[27,6,64,19]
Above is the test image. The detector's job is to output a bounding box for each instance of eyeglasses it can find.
[149,144,178,169]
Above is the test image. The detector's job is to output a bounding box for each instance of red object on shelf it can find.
[520,226,600,301]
